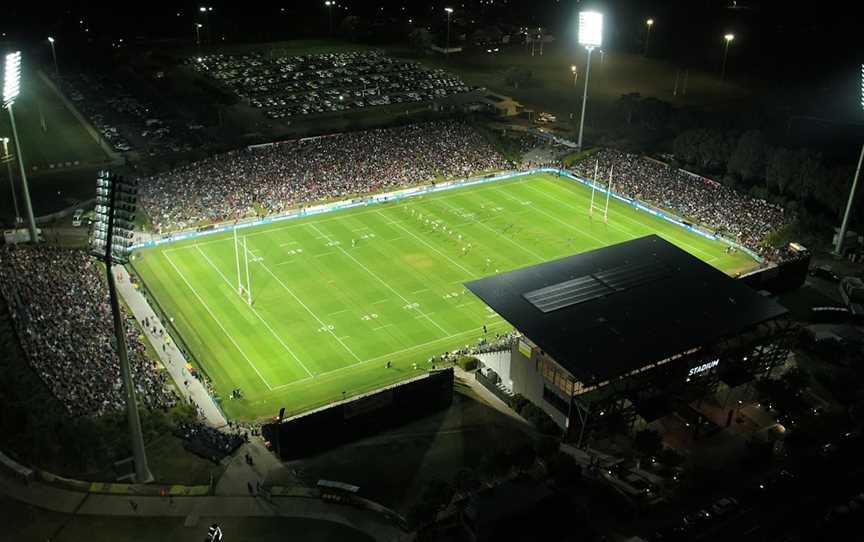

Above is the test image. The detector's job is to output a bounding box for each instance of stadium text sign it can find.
[688,359,719,377]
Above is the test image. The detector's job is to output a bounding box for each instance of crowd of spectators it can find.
[174,421,243,463]
[0,247,177,417]
[570,149,788,258]
[140,120,509,231]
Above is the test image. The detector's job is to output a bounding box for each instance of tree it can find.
[792,149,825,201]
[766,148,796,194]
[454,468,481,496]
[409,28,434,50]
[633,429,663,458]
[673,128,709,166]
[728,130,768,183]
[409,479,455,526]
[657,448,684,468]
[617,93,642,125]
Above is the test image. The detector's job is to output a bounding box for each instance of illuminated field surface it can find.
[131,173,757,420]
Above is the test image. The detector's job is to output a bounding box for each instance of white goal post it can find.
[588,159,614,224]
[234,228,253,305]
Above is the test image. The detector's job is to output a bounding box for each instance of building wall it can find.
[510,341,569,428]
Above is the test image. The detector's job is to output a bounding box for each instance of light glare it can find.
[578,11,603,48]
[4,51,22,106]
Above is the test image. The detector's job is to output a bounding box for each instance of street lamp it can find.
[834,63,864,255]
[4,52,38,242]
[200,6,213,43]
[645,19,654,55]
[444,7,454,54]
[571,65,578,86]
[195,23,203,45]
[47,37,59,77]
[721,33,735,80]
[576,11,603,150]
[324,1,335,35]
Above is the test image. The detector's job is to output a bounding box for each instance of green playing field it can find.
[130,173,759,421]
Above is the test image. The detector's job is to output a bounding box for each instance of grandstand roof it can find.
[465,235,787,383]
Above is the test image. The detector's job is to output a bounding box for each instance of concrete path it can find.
[0,469,408,541]
[113,264,227,428]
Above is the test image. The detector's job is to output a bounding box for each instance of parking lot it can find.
[189,50,473,119]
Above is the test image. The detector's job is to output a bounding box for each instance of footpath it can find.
[113,264,227,428]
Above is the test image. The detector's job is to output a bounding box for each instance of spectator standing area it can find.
[130,172,758,422]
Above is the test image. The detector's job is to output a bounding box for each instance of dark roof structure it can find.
[465,235,787,383]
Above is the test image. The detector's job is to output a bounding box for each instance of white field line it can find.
[160,177,537,253]
[496,184,607,246]
[254,254,362,363]
[163,251,274,390]
[314,252,337,258]
[194,245,313,377]
[436,197,547,261]
[308,222,451,336]
[372,298,390,305]
[279,241,298,247]
[375,210,477,278]
[269,320,510,390]
[530,180,717,260]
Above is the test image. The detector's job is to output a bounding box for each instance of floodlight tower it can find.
[1,137,20,224]
[200,6,213,43]
[834,64,864,255]
[325,1,335,35]
[644,19,654,55]
[721,33,735,80]
[47,37,59,77]
[4,52,38,242]
[445,7,454,53]
[571,65,578,86]
[91,171,153,483]
[576,12,603,150]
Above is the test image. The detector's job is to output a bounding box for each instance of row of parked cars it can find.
[189,50,472,119]
[59,74,206,157]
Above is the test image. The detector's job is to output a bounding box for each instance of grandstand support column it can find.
[834,143,864,255]
[576,47,594,150]
[7,104,38,243]
[104,176,153,484]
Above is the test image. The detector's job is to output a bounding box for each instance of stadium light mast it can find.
[834,63,864,255]
[644,19,654,55]
[576,11,603,150]
[721,33,735,80]
[445,7,454,54]
[1,137,20,224]
[4,52,38,243]
[91,171,153,483]
[324,1,335,35]
[571,65,578,86]
[47,37,59,77]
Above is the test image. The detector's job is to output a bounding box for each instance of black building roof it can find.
[465,235,787,383]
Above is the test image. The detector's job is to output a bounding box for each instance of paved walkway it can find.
[113,264,227,428]
[0,469,408,541]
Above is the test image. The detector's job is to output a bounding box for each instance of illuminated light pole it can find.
[325,1,334,35]
[47,37,59,77]
[445,7,454,54]
[834,63,864,255]
[721,33,735,80]
[195,23,202,45]
[571,65,578,86]
[199,6,213,43]
[576,12,603,151]
[1,137,20,224]
[644,19,654,55]
[4,52,38,242]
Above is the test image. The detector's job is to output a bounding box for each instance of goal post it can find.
[233,228,253,305]
[588,161,614,223]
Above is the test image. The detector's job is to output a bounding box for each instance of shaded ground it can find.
[0,495,374,542]
[269,390,534,513]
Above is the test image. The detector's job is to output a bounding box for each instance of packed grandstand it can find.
[0,121,795,419]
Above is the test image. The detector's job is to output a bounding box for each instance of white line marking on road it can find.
[163,251,274,390]
[194,245,313,377]
[308,223,450,336]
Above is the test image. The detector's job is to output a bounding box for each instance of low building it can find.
[466,235,792,445]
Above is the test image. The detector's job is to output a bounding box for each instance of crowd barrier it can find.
[130,167,763,264]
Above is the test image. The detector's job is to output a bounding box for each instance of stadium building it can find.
[466,235,793,444]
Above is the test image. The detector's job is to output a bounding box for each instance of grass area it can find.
[131,172,758,422]
[0,496,374,542]
[0,69,108,169]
